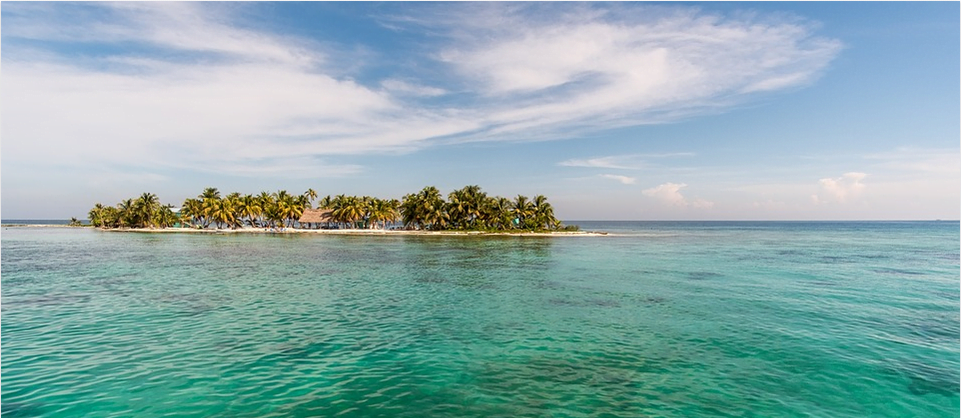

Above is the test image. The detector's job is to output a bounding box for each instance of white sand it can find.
[94,226,607,236]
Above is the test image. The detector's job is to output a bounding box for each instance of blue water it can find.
[2,222,958,417]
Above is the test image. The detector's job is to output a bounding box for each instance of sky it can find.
[2,2,958,220]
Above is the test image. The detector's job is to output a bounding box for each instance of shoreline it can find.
[1,224,607,236]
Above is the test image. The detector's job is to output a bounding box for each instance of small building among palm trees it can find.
[298,208,334,228]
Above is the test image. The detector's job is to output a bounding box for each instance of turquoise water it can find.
[2,222,958,417]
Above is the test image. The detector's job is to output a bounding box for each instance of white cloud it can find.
[562,157,637,170]
[1,3,474,178]
[4,3,321,67]
[642,182,714,208]
[381,79,448,97]
[815,172,867,203]
[559,153,694,169]
[643,182,688,206]
[599,174,637,185]
[641,183,714,209]
[2,2,841,180]
[428,3,841,139]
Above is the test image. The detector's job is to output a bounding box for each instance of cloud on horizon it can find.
[642,182,714,208]
[812,172,867,204]
[2,2,841,179]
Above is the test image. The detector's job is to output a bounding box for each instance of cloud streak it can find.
[599,174,637,185]
[2,2,841,179]
[865,148,961,175]
[427,3,841,139]
[559,153,694,169]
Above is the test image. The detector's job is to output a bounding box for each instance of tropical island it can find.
[82,185,592,235]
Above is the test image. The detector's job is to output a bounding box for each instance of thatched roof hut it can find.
[299,208,334,224]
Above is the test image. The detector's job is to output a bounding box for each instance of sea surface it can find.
[2,222,958,417]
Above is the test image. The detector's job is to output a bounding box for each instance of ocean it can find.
[2,222,958,417]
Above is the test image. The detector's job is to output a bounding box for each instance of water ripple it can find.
[2,226,959,417]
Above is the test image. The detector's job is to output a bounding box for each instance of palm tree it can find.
[236,195,262,227]
[136,192,159,228]
[368,198,399,230]
[256,191,274,227]
[273,190,302,228]
[417,186,446,230]
[194,188,221,228]
[319,195,334,209]
[447,191,468,229]
[332,195,365,228]
[304,188,318,205]
[400,193,421,229]
[423,203,448,230]
[117,199,135,229]
[532,195,559,230]
[292,195,310,227]
[384,199,400,229]
[448,185,486,229]
[88,203,106,228]
[68,217,82,227]
[201,196,220,228]
[263,202,284,229]
[87,185,567,232]
[180,198,202,228]
[157,205,179,228]
[200,187,220,200]
[227,194,244,229]
[483,196,514,230]
[102,206,120,228]
[214,196,242,229]
[512,195,534,229]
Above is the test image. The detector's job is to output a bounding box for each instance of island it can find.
[83,186,601,236]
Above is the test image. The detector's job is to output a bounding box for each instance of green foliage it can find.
[399,186,563,232]
[88,185,570,232]
[86,193,181,229]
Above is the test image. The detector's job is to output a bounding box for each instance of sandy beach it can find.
[2,224,607,236]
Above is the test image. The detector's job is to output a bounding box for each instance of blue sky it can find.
[2,2,958,220]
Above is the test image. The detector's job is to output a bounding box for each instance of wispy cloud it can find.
[381,79,448,97]
[865,148,961,174]
[559,153,694,169]
[423,3,841,139]
[2,2,841,179]
[561,157,638,170]
[599,174,637,185]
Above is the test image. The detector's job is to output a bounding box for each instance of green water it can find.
[2,222,958,417]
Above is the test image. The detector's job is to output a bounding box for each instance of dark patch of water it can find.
[687,271,723,281]
[534,280,566,290]
[803,280,839,287]
[548,298,621,308]
[4,292,92,307]
[820,255,855,264]
[414,275,449,284]
[1,401,45,417]
[893,361,961,398]
[872,268,925,276]
[642,296,668,304]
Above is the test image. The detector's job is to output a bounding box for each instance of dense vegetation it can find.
[87,186,575,232]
